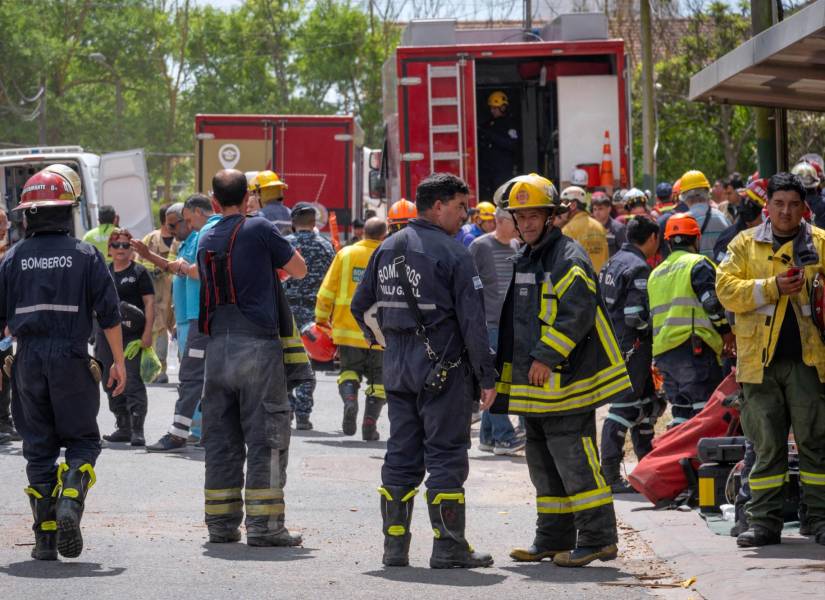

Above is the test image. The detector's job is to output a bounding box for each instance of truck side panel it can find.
[398,55,477,202]
[195,115,358,229]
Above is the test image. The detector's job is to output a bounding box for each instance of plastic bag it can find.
[124,339,143,360]
[140,347,162,383]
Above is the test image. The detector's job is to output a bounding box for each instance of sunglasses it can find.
[109,242,131,249]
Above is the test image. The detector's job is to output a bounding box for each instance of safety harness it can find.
[199,216,273,338]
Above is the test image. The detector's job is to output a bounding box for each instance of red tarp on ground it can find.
[628,371,740,505]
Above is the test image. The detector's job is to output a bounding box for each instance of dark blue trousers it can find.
[11,339,101,485]
[381,350,473,489]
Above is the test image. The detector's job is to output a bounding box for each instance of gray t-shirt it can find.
[469,232,518,327]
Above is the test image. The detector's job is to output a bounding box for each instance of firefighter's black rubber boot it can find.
[25,483,58,560]
[379,485,417,566]
[426,488,493,569]
[55,463,95,558]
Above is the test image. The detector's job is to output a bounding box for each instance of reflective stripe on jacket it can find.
[716,220,825,384]
[493,227,632,416]
[648,250,722,357]
[316,238,381,349]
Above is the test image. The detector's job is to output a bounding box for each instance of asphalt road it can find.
[0,369,690,599]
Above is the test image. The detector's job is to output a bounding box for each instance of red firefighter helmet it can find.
[16,170,77,212]
[301,322,336,362]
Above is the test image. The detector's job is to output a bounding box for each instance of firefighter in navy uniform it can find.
[351,173,496,569]
[478,90,520,201]
[491,173,628,567]
[598,216,663,493]
[0,169,125,560]
[196,169,307,547]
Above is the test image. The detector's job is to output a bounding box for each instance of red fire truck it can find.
[375,14,631,204]
[195,114,376,233]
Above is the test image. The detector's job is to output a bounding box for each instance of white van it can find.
[0,146,154,242]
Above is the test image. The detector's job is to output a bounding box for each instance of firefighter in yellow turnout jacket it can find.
[717,172,825,548]
[490,174,627,567]
[316,218,388,440]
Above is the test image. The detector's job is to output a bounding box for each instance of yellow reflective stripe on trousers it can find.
[430,492,464,505]
[337,370,360,385]
[800,471,825,486]
[536,486,613,514]
[205,488,242,500]
[205,501,243,515]
[284,352,309,365]
[246,503,285,516]
[582,437,608,489]
[366,383,386,399]
[541,326,575,357]
[244,488,284,500]
[282,336,304,349]
[41,520,57,531]
[749,473,786,491]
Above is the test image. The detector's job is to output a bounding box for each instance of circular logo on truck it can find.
[218,144,240,169]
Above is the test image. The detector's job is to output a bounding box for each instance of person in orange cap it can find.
[647,212,735,428]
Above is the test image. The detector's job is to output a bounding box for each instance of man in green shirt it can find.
[82,205,119,262]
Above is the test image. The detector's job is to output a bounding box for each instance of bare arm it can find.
[282,252,307,279]
[141,294,154,348]
[103,325,127,396]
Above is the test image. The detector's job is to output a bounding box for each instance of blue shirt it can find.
[197,214,295,333]
[260,202,293,235]
[174,214,222,323]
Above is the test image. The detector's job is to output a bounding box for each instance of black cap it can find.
[352,218,365,228]
[291,202,316,217]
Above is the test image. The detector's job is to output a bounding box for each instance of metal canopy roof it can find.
[689,0,825,111]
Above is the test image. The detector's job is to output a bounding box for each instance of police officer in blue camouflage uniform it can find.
[352,173,496,569]
[284,202,335,429]
[598,216,663,493]
[0,169,125,561]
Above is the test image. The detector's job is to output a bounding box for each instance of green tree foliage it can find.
[0,0,399,199]
[632,1,756,183]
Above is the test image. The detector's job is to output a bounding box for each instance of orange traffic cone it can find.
[599,130,614,189]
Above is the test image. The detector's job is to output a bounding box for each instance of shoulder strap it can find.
[700,205,712,235]
[393,233,427,332]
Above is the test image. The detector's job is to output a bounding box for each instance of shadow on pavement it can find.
[741,537,825,561]
[202,543,316,562]
[305,439,387,450]
[470,454,525,464]
[292,429,346,439]
[160,451,206,463]
[0,444,23,456]
[500,563,630,583]
[364,566,507,586]
[0,561,126,579]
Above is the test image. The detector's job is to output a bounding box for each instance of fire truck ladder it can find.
[427,64,464,179]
